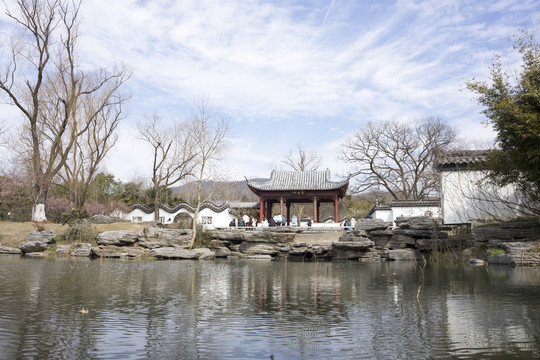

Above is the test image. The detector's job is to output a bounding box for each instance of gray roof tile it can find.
[247,170,348,191]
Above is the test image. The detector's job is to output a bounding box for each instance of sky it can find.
[1,0,539,184]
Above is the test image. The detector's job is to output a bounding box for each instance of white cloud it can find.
[0,0,539,182]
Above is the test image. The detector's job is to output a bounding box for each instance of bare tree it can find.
[0,0,129,221]
[188,99,230,248]
[138,114,197,222]
[281,143,322,171]
[281,143,322,219]
[59,76,130,210]
[340,117,456,200]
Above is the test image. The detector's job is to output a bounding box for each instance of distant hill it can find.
[170,178,265,202]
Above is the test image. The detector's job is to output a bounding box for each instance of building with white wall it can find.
[438,150,531,225]
[118,202,259,229]
[368,199,441,226]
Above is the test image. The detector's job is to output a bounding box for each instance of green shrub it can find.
[486,248,506,257]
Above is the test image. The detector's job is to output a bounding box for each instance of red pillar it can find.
[259,196,264,223]
[334,194,339,223]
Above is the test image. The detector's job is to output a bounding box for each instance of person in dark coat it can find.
[268,218,277,227]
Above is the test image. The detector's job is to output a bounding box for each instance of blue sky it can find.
[1,0,539,183]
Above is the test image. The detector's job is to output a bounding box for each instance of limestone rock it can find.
[193,248,215,260]
[70,243,93,257]
[19,230,56,253]
[239,242,279,255]
[488,241,540,266]
[354,219,392,232]
[339,230,369,242]
[96,231,139,246]
[91,245,146,258]
[330,240,375,260]
[149,247,199,259]
[395,216,439,230]
[138,228,192,249]
[214,247,231,258]
[0,245,22,255]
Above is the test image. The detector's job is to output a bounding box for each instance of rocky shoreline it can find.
[2,217,540,266]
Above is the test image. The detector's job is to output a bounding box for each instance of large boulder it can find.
[339,230,369,241]
[70,243,93,257]
[488,241,540,266]
[91,245,146,258]
[239,242,279,255]
[354,219,392,232]
[474,222,540,243]
[193,248,215,260]
[138,228,192,249]
[149,247,199,259]
[19,230,56,253]
[0,245,22,255]
[96,230,139,246]
[395,216,439,230]
[330,240,375,260]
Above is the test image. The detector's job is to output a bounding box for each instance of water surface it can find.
[1,256,539,359]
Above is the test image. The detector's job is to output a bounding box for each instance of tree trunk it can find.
[154,183,160,223]
[189,172,204,249]
[32,189,48,222]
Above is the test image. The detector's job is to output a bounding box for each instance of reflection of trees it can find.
[1,259,540,358]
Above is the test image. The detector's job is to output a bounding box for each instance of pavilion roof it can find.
[246,170,349,193]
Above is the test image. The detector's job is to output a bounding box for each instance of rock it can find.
[19,240,50,253]
[138,228,192,249]
[19,230,56,253]
[239,242,279,255]
[395,216,439,230]
[354,219,392,232]
[209,239,230,248]
[26,230,56,243]
[473,221,540,243]
[387,234,415,249]
[91,245,146,258]
[487,254,515,266]
[96,231,139,246]
[193,248,215,260]
[330,240,375,260]
[149,247,199,259]
[70,243,92,257]
[0,245,22,255]
[489,241,540,266]
[89,215,117,224]
[339,230,370,242]
[388,249,424,261]
[214,247,231,258]
[228,251,246,259]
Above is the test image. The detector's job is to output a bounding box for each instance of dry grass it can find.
[0,221,148,248]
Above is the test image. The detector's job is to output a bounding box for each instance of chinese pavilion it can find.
[246,170,349,224]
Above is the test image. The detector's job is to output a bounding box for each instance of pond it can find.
[1,256,539,359]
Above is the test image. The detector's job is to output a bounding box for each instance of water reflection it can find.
[0,256,539,359]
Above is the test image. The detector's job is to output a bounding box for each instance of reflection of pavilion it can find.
[246,170,349,224]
